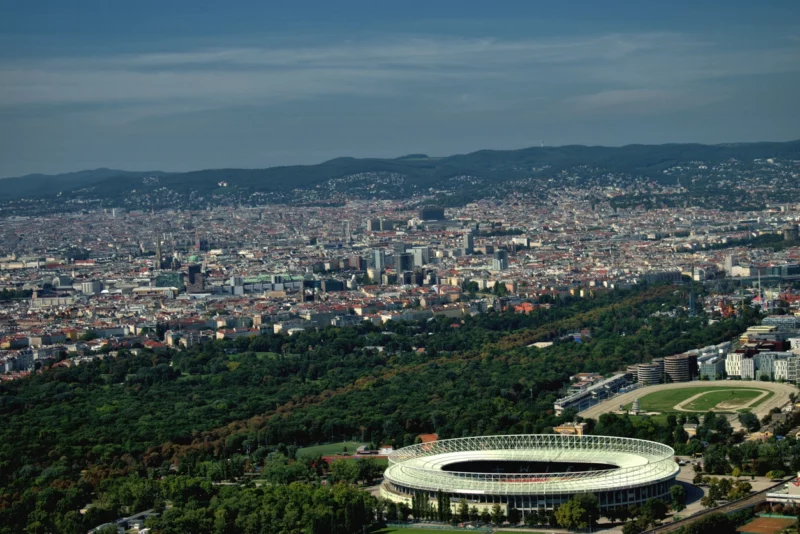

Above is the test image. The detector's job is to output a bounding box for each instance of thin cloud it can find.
[0,32,796,119]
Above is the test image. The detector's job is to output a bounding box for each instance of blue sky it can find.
[1,0,799,177]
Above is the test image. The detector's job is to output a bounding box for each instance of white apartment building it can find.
[725,352,743,377]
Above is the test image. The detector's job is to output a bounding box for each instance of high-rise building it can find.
[367,219,381,232]
[343,221,351,242]
[186,264,205,293]
[380,219,394,231]
[418,206,445,221]
[154,238,163,271]
[724,255,736,274]
[393,241,406,256]
[373,249,385,272]
[398,252,414,272]
[492,249,509,271]
[463,231,474,255]
[412,246,430,267]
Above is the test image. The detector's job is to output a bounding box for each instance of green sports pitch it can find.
[628,386,773,413]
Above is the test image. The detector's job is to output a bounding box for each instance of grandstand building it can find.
[553,373,628,415]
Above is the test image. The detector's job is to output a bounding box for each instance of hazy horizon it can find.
[4,137,800,181]
[2,0,799,177]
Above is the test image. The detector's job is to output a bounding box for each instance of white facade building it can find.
[725,352,743,377]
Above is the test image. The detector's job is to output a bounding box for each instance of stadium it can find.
[381,434,680,512]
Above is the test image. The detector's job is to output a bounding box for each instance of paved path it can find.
[579,381,796,420]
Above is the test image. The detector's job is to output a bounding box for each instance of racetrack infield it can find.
[679,389,769,412]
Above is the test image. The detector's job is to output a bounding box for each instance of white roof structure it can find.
[385,434,679,495]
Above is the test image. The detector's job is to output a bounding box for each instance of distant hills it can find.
[2,140,799,205]
[0,168,172,201]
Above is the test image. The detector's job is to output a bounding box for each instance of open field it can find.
[580,381,797,420]
[297,441,367,457]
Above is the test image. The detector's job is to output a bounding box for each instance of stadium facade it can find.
[381,434,679,513]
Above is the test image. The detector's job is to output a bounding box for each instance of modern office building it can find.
[762,315,800,332]
[186,264,205,293]
[637,363,661,386]
[699,357,726,380]
[492,250,509,271]
[664,354,697,382]
[373,249,385,272]
[418,206,445,221]
[397,253,414,272]
[412,246,430,267]
[463,232,474,255]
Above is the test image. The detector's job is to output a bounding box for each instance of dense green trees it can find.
[738,411,761,432]
[670,484,686,512]
[555,493,600,530]
[675,512,736,534]
[0,283,761,533]
[143,481,377,534]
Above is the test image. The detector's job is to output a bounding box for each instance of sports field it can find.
[736,516,795,534]
[630,387,772,413]
[297,441,367,457]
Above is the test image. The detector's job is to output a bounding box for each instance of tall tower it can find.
[343,221,351,243]
[373,249,385,272]
[463,231,474,255]
[154,236,162,271]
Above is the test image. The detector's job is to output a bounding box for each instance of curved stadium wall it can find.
[381,434,679,512]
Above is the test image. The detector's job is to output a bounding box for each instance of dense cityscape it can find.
[2,163,800,377]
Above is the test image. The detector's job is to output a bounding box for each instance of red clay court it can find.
[737,516,795,534]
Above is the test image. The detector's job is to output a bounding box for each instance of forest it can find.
[0,283,763,533]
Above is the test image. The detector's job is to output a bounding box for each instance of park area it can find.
[737,516,796,534]
[632,386,772,413]
[374,528,493,534]
[297,441,367,457]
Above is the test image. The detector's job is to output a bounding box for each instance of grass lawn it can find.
[297,441,367,457]
[683,389,765,411]
[630,386,771,412]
